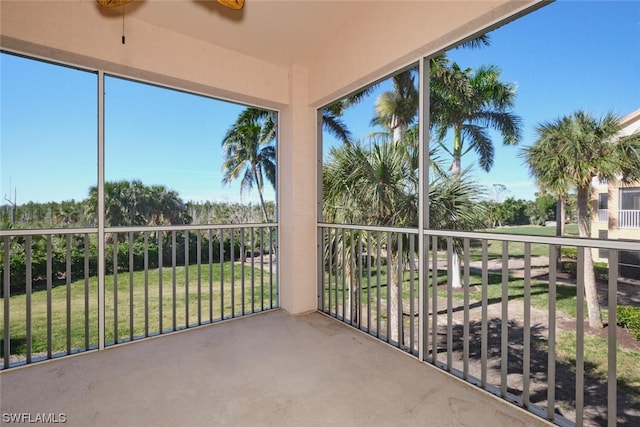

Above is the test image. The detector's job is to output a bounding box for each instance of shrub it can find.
[561,247,577,260]
[594,262,609,281]
[560,260,608,281]
[617,306,640,340]
[0,229,263,296]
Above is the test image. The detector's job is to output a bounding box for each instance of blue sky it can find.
[2,0,639,206]
[1,57,252,204]
[323,0,640,201]
[104,76,248,202]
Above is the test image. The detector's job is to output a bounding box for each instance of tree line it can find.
[0,181,276,297]
[481,192,577,228]
[0,181,275,230]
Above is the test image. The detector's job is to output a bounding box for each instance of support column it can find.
[278,64,318,314]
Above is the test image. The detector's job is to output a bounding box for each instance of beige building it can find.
[591,109,640,277]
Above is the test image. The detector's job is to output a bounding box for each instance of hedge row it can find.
[0,232,272,296]
[560,260,609,282]
[617,306,640,340]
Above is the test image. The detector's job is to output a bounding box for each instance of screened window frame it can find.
[598,193,608,211]
[620,187,640,211]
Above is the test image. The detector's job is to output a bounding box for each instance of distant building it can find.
[591,109,640,278]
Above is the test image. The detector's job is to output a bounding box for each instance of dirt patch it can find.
[558,316,640,353]
[428,256,640,426]
[390,254,640,425]
[332,254,640,424]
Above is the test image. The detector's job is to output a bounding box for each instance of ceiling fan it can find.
[96,0,244,10]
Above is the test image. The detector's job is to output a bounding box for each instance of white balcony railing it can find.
[619,209,640,228]
[1,224,278,369]
[3,222,639,426]
[598,209,609,222]
[317,223,640,427]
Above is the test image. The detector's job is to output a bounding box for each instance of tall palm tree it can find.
[371,70,419,144]
[429,62,521,288]
[244,102,353,146]
[361,36,492,146]
[431,62,522,175]
[221,108,276,222]
[522,111,640,328]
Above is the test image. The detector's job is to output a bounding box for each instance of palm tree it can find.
[322,101,353,145]
[86,180,190,228]
[147,185,190,226]
[323,137,417,343]
[431,62,522,175]
[358,36,492,147]
[323,135,485,342]
[221,108,276,222]
[243,102,353,146]
[429,61,521,288]
[55,200,81,226]
[522,111,640,328]
[371,70,419,144]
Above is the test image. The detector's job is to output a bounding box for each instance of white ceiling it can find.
[113,0,366,66]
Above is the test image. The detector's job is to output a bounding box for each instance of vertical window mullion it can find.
[98,70,106,351]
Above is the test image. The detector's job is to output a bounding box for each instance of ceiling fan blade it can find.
[96,0,134,8]
[217,0,244,10]
[97,0,243,11]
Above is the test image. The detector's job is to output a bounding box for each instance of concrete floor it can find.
[1,310,552,427]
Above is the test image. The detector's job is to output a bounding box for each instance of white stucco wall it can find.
[307,1,542,106]
[0,0,290,108]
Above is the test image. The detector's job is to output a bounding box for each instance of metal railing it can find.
[0,224,278,369]
[318,223,640,427]
[317,225,420,350]
[598,209,608,222]
[618,210,640,228]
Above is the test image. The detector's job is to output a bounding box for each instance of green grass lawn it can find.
[5,244,638,402]
[554,331,640,398]
[490,223,579,236]
[324,265,580,319]
[466,224,579,261]
[1,261,276,358]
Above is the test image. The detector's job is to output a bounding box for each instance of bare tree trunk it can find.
[450,147,462,288]
[450,252,462,289]
[4,186,17,224]
[577,186,602,328]
[555,195,565,270]
[257,188,269,223]
[451,155,461,176]
[555,196,565,236]
[393,124,403,145]
[451,127,462,176]
[252,168,270,223]
[389,254,400,343]
[344,257,360,323]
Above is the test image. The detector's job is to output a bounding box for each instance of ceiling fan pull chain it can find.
[122,4,126,44]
